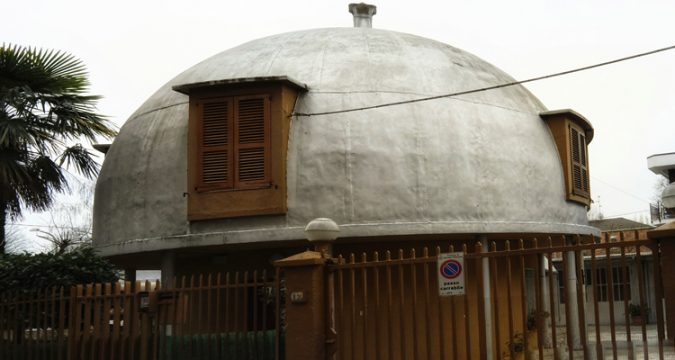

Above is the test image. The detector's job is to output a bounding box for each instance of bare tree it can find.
[653,176,669,202]
[33,178,94,254]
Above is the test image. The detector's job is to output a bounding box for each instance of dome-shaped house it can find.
[93,5,596,274]
[91,5,602,358]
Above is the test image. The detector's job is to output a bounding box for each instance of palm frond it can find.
[58,144,99,179]
[0,43,115,222]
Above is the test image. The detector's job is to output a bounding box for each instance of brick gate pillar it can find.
[275,250,328,360]
[648,222,675,343]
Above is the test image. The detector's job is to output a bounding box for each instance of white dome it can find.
[93,28,596,257]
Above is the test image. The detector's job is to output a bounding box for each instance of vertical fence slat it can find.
[398,250,407,360]
[110,282,121,360]
[101,283,112,360]
[421,247,432,360]
[373,251,381,360]
[81,284,92,360]
[489,242,502,360]
[546,238,559,360]
[475,242,487,360]
[463,243,472,360]
[243,270,249,359]
[349,254,357,360]
[120,281,132,360]
[651,239,665,360]
[519,239,530,359]
[605,238,618,360]
[361,253,369,360]
[435,246,446,360]
[337,256,346,360]
[590,245,603,360]
[233,272,240,358]
[533,237,547,360]
[139,281,149,360]
[449,244,458,360]
[573,242,588,359]
[27,289,35,360]
[385,251,394,360]
[619,232,633,358]
[410,248,419,360]
[0,292,5,360]
[91,284,101,360]
[275,267,282,360]
[635,238,650,360]
[57,287,67,360]
[505,241,515,360]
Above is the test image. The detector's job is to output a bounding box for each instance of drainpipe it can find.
[480,235,494,360]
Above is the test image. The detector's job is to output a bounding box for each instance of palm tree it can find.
[0,44,116,253]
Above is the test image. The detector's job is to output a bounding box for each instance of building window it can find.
[540,109,594,206]
[584,266,630,302]
[569,123,589,197]
[196,95,270,191]
[173,76,307,220]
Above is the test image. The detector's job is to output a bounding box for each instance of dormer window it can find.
[569,122,589,198]
[173,77,307,220]
[541,109,594,206]
[196,95,270,191]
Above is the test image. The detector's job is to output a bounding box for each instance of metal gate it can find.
[154,269,285,360]
[326,234,671,359]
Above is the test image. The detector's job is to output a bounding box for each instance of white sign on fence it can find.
[437,252,465,296]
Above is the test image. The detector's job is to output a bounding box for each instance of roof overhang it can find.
[647,152,675,177]
[540,109,594,143]
[172,76,309,95]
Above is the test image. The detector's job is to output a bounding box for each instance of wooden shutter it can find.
[198,98,233,189]
[234,95,270,188]
[569,125,589,197]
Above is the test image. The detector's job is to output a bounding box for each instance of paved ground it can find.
[534,324,674,359]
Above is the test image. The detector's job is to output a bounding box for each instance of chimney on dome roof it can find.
[349,3,377,28]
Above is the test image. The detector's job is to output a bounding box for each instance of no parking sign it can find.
[437,252,465,296]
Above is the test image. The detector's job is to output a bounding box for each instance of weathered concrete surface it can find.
[93,28,597,257]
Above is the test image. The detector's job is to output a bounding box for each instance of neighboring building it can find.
[590,218,653,241]
[92,4,599,357]
[588,218,655,324]
[648,152,675,224]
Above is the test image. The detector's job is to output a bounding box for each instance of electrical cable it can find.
[293,44,675,117]
[7,223,90,231]
[590,176,653,204]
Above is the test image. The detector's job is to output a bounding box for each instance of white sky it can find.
[3,0,675,248]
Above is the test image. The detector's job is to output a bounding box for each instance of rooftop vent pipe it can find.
[349,3,377,28]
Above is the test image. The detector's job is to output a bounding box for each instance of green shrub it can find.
[0,247,118,293]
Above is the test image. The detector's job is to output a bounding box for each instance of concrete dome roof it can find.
[93,27,597,257]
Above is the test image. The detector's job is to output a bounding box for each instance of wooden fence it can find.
[0,270,283,360]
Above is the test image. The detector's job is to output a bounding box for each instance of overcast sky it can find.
[4,0,675,248]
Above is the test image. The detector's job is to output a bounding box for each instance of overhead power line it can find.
[8,223,89,231]
[591,176,653,204]
[293,44,675,117]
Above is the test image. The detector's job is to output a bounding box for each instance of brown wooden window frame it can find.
[540,109,594,206]
[195,94,271,193]
[174,76,306,221]
[569,122,590,198]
